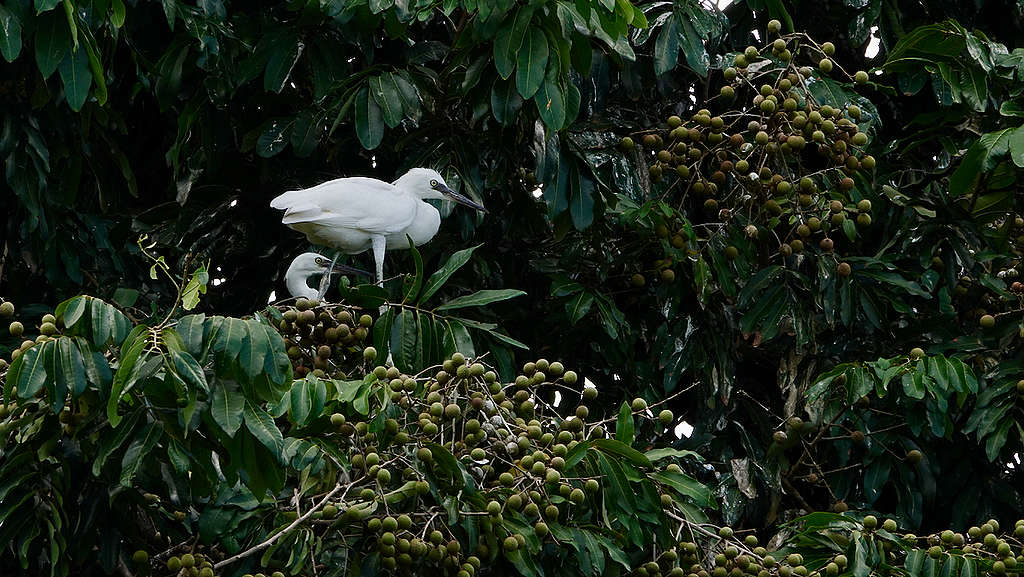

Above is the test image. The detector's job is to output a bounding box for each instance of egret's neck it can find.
[286,272,320,300]
[402,202,442,246]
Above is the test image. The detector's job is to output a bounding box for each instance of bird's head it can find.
[285,253,369,285]
[395,168,488,213]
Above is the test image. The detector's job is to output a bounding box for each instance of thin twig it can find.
[214,476,357,570]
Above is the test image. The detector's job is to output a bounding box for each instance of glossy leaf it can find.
[58,46,92,111]
[434,289,525,311]
[355,85,384,150]
[0,5,19,62]
[516,27,548,99]
[419,245,481,304]
[211,386,245,437]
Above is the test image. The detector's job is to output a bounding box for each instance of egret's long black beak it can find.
[435,183,488,213]
[330,262,371,278]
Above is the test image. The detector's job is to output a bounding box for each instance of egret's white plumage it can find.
[271,168,486,287]
[283,252,368,300]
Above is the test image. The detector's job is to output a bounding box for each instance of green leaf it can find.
[291,110,323,158]
[435,289,525,311]
[36,0,61,11]
[596,452,635,511]
[615,401,634,445]
[566,291,594,323]
[389,309,418,374]
[289,378,314,426]
[534,80,565,130]
[120,421,163,486]
[883,22,966,72]
[651,470,714,508]
[493,7,532,79]
[58,44,91,111]
[10,342,50,401]
[244,400,284,455]
[593,438,651,468]
[56,295,88,329]
[653,14,679,75]
[111,0,125,27]
[1009,126,1024,168]
[677,15,709,76]
[80,27,107,106]
[257,119,292,158]
[959,66,988,111]
[490,76,523,125]
[569,169,595,229]
[402,237,424,302]
[92,409,141,475]
[355,85,384,150]
[442,319,475,359]
[264,32,303,93]
[516,27,548,99]
[57,337,87,401]
[949,128,1016,196]
[240,320,270,380]
[645,447,703,461]
[419,245,480,303]
[0,5,22,62]
[107,333,148,427]
[563,440,590,470]
[370,72,404,128]
[1000,98,1024,118]
[181,264,209,311]
[212,386,245,437]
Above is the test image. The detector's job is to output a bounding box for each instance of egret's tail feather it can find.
[270,190,310,210]
[280,202,324,225]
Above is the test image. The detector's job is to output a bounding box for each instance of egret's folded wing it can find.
[272,177,417,234]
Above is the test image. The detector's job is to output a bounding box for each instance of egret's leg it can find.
[371,236,387,315]
[371,236,386,288]
[316,251,342,301]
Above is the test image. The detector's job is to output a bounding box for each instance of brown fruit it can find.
[906,449,924,464]
[837,262,852,277]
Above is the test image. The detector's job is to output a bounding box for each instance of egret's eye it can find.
[430,179,439,187]
[315,258,325,266]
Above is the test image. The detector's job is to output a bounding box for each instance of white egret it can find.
[283,252,369,300]
[270,168,486,289]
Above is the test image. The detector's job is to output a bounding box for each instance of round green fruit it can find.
[631,398,647,412]
[855,70,869,84]
[132,550,149,564]
[620,136,635,151]
[979,314,996,328]
[658,409,674,425]
[910,348,925,360]
[0,302,13,317]
[8,322,24,337]
[767,19,782,34]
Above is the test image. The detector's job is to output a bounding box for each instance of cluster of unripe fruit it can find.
[1,298,63,367]
[253,317,695,577]
[270,298,374,379]
[621,22,876,285]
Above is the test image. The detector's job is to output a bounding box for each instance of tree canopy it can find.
[2,0,1024,576]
